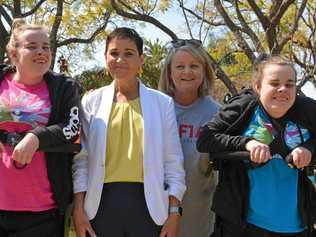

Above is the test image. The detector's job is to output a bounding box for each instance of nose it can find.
[182,66,192,74]
[278,84,287,92]
[36,48,44,55]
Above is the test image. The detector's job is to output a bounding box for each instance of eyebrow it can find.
[25,42,50,45]
[109,48,137,53]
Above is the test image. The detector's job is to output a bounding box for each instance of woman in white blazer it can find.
[72,27,186,237]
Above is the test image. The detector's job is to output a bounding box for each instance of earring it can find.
[137,67,143,77]
[104,68,109,77]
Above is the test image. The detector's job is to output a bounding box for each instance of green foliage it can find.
[141,39,168,89]
[76,67,112,93]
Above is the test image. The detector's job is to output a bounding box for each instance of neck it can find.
[114,78,139,102]
[174,90,199,106]
[13,70,43,85]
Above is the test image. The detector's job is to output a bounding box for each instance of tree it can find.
[0,0,112,70]
[142,39,168,88]
[109,0,316,96]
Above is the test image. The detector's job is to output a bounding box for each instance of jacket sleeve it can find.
[196,94,253,154]
[291,95,316,163]
[163,98,186,201]
[72,93,91,193]
[30,78,82,149]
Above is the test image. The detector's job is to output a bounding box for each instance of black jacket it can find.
[0,64,82,215]
[197,89,316,235]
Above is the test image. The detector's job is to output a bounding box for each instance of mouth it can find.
[272,96,289,102]
[180,78,194,81]
[33,58,48,64]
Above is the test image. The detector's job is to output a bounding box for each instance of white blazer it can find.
[73,81,186,225]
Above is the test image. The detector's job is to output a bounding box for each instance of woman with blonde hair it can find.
[159,39,220,237]
[0,19,81,236]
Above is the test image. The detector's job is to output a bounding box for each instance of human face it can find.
[12,29,51,79]
[255,64,296,118]
[105,37,144,81]
[170,50,204,97]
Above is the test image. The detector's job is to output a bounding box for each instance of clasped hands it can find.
[245,139,311,169]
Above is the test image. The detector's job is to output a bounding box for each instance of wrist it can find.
[168,205,182,216]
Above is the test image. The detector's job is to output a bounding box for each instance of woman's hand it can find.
[12,133,39,165]
[246,139,271,164]
[290,146,311,169]
[73,206,96,237]
[159,213,180,237]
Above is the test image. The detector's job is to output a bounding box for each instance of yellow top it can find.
[104,98,144,183]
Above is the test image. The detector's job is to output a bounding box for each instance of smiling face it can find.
[105,37,144,81]
[11,29,51,79]
[170,50,204,98]
[255,64,296,118]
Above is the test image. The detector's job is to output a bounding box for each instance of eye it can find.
[124,51,134,57]
[26,45,36,50]
[285,83,295,88]
[191,64,200,69]
[109,51,119,57]
[175,65,184,70]
[43,46,50,51]
[269,82,279,87]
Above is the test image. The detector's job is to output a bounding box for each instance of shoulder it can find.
[221,88,257,112]
[202,96,221,108]
[141,83,173,104]
[82,84,110,103]
[214,88,258,126]
[44,71,82,92]
[288,95,316,127]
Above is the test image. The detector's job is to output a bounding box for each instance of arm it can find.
[12,77,82,164]
[30,78,82,148]
[161,98,186,237]
[160,196,181,237]
[72,94,94,237]
[197,94,254,154]
[73,192,96,237]
[163,98,186,202]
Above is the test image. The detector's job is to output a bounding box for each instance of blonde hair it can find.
[6,18,49,60]
[252,55,297,90]
[158,44,215,97]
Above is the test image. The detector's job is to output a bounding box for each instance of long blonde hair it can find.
[159,44,215,97]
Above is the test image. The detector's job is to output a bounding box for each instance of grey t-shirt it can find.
[175,96,220,237]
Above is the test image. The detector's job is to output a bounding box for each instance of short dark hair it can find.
[105,27,143,55]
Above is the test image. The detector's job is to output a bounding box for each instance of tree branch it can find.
[234,0,264,53]
[0,6,13,26]
[180,4,225,27]
[279,0,307,51]
[246,0,270,30]
[177,0,193,38]
[214,0,255,60]
[111,0,178,40]
[21,0,47,17]
[57,12,111,47]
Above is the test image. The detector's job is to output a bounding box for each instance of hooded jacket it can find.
[197,89,316,236]
[0,64,82,215]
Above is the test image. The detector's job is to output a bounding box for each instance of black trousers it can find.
[0,209,64,237]
[211,218,307,237]
[90,182,162,237]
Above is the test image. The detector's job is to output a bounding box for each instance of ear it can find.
[140,54,144,65]
[254,81,261,94]
[8,49,18,64]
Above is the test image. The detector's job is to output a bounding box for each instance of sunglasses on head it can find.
[170,39,202,48]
